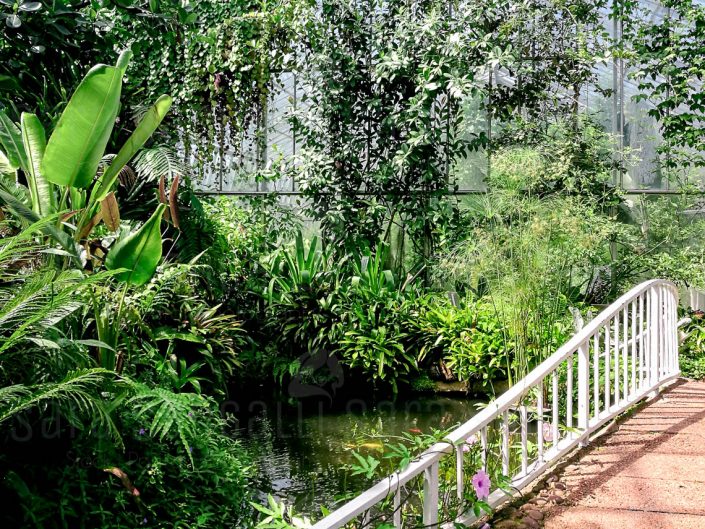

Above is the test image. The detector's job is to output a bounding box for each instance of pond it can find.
[231,392,484,517]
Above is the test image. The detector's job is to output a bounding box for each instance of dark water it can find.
[231,394,483,517]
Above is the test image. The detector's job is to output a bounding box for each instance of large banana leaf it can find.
[105,204,166,286]
[21,113,55,217]
[92,94,173,203]
[0,110,27,171]
[41,64,124,188]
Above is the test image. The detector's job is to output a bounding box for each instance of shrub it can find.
[411,297,509,389]
[681,312,705,381]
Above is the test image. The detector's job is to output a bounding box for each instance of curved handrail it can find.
[312,279,681,529]
[448,279,678,443]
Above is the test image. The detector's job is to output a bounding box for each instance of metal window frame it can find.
[195,0,697,199]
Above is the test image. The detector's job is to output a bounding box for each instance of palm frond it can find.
[0,186,81,263]
[0,270,83,354]
[0,227,116,354]
[133,145,188,184]
[0,368,121,445]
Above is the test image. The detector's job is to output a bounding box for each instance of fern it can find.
[178,192,219,264]
[0,368,121,445]
[0,225,122,445]
[125,263,200,319]
[133,145,188,183]
[126,384,207,465]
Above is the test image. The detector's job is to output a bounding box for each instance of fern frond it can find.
[127,384,207,465]
[125,263,201,319]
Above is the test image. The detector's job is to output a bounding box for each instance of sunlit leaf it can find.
[19,2,42,11]
[105,204,166,285]
[42,64,124,188]
[92,94,172,202]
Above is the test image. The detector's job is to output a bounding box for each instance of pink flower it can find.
[472,469,491,500]
[468,433,478,445]
[543,422,553,443]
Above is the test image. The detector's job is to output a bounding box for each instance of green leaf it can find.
[153,328,206,344]
[42,64,124,188]
[21,113,55,216]
[0,188,81,263]
[0,109,27,170]
[105,204,166,285]
[0,75,20,92]
[115,49,133,74]
[74,339,115,350]
[92,94,172,203]
[0,150,14,176]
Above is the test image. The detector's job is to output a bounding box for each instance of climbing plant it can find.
[292,0,613,271]
[0,0,111,120]
[294,0,494,267]
[624,0,705,171]
[105,0,310,179]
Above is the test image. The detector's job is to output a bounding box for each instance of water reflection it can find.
[231,395,482,516]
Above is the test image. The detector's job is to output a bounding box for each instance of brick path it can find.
[542,380,705,529]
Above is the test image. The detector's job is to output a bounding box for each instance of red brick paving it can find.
[543,380,705,529]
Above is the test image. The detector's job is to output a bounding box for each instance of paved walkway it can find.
[541,380,705,529]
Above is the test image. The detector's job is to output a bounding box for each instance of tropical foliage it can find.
[2,0,705,527]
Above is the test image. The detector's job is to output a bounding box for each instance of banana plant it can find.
[0,50,173,254]
[0,52,175,371]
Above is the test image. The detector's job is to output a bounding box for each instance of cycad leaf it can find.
[42,64,124,188]
[0,188,81,263]
[0,369,119,446]
[93,94,173,202]
[21,113,55,216]
[105,204,166,285]
[0,109,26,170]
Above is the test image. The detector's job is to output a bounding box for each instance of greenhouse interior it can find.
[2,0,705,528]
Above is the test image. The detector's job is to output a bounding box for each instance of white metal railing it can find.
[312,279,683,529]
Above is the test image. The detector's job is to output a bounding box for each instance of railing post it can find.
[423,462,439,528]
[393,485,401,529]
[578,337,590,447]
[673,288,679,374]
[572,310,590,446]
[669,287,680,375]
[649,286,660,389]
